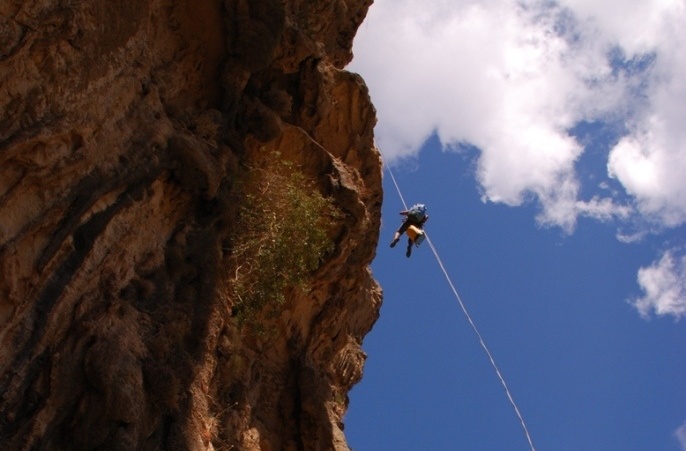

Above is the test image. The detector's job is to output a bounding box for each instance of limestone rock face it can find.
[0,1,381,450]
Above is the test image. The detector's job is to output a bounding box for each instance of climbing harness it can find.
[381,150,537,451]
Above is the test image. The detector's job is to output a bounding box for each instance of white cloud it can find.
[564,0,684,55]
[616,230,648,244]
[350,0,686,231]
[608,118,686,226]
[574,1,686,229]
[576,196,632,222]
[607,22,686,226]
[632,249,686,319]
[676,420,686,451]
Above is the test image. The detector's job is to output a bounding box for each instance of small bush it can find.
[228,154,339,324]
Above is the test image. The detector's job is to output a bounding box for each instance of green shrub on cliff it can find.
[229,154,338,323]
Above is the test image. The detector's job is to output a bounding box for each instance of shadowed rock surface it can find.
[0,0,381,449]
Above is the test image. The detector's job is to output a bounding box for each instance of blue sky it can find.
[343,1,686,450]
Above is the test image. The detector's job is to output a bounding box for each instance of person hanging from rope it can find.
[390,203,428,257]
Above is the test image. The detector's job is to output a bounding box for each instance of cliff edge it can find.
[0,0,381,449]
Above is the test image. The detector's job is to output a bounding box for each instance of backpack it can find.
[407,203,426,222]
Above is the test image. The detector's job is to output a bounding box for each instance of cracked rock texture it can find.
[0,0,382,449]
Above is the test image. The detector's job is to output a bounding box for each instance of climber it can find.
[390,203,428,258]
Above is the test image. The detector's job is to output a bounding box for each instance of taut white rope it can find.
[381,153,537,451]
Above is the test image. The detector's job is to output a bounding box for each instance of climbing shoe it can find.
[406,244,412,258]
[390,238,399,248]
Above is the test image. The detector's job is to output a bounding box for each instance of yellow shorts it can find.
[406,225,425,245]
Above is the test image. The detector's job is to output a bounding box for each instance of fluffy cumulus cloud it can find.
[349,0,686,232]
[632,249,686,319]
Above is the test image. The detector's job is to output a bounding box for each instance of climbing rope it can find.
[381,152,537,451]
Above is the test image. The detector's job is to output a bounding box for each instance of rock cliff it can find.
[0,1,382,450]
